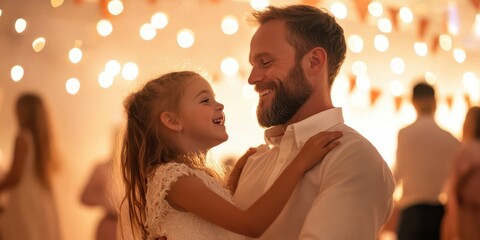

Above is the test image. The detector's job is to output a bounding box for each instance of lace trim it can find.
[144,162,233,239]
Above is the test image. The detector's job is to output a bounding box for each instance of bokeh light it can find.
[390,57,405,75]
[221,57,240,76]
[32,37,46,52]
[66,78,80,95]
[374,34,389,52]
[69,47,83,63]
[151,12,168,29]
[368,1,383,17]
[122,62,139,81]
[15,18,27,33]
[221,15,239,35]
[347,34,363,53]
[139,23,156,41]
[177,29,195,48]
[108,0,124,16]
[11,65,24,82]
[97,19,113,37]
[330,2,348,19]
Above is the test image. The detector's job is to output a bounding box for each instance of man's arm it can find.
[299,142,395,239]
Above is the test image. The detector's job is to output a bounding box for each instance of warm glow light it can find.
[250,0,269,11]
[66,78,80,95]
[97,19,113,37]
[330,2,348,20]
[399,7,414,23]
[98,71,114,88]
[425,71,437,85]
[32,37,46,52]
[414,42,428,56]
[377,18,392,33]
[390,57,405,75]
[347,34,363,53]
[0,9,2,17]
[453,48,466,63]
[51,0,64,8]
[352,61,367,76]
[105,60,121,76]
[390,80,404,97]
[151,12,168,29]
[139,23,156,41]
[108,0,124,16]
[356,75,371,91]
[177,29,195,48]
[11,65,24,82]
[122,62,139,81]
[242,83,257,99]
[463,72,480,102]
[15,18,27,33]
[368,1,383,17]
[221,57,240,76]
[474,14,480,37]
[221,15,239,35]
[447,2,460,35]
[69,47,83,63]
[374,34,389,52]
[439,34,452,51]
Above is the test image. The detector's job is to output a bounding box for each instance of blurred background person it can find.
[0,93,62,240]
[394,82,460,240]
[442,106,480,240]
[81,127,121,240]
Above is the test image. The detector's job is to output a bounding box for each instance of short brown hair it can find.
[249,4,347,86]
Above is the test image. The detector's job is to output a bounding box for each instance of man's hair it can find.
[412,82,435,100]
[249,4,346,86]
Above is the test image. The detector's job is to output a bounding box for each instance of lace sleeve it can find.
[144,162,196,237]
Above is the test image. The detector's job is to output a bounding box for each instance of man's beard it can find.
[257,63,313,128]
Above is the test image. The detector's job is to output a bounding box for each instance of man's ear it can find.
[305,47,327,74]
[160,112,183,132]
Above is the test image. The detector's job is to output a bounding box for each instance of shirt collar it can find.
[264,107,344,148]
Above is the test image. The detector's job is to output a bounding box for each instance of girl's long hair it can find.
[120,71,221,239]
[15,93,57,190]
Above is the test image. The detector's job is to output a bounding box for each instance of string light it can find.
[368,2,383,17]
[151,12,168,29]
[399,7,414,23]
[414,42,428,56]
[66,78,80,95]
[390,57,405,75]
[352,61,367,76]
[439,34,452,51]
[177,29,195,48]
[11,65,24,82]
[69,47,83,64]
[374,34,389,52]
[15,18,27,33]
[108,0,124,16]
[347,34,363,53]
[139,23,156,41]
[32,37,46,52]
[97,19,113,37]
[249,0,269,11]
[122,62,139,81]
[330,2,347,20]
[221,57,239,76]
[377,18,392,33]
[453,48,466,63]
[50,0,64,8]
[221,15,239,35]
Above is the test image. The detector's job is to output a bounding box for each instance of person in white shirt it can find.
[394,82,460,240]
[231,5,396,240]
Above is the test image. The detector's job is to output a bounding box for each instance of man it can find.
[395,82,460,240]
[232,5,395,239]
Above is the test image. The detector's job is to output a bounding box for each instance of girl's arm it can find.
[0,133,29,192]
[166,131,342,238]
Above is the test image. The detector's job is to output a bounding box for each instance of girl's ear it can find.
[160,112,183,132]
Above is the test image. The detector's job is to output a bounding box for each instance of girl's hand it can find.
[227,148,257,193]
[295,131,342,172]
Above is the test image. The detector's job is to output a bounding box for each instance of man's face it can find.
[248,20,313,127]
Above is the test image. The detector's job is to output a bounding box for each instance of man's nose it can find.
[248,67,262,85]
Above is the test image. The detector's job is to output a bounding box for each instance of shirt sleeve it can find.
[299,139,395,240]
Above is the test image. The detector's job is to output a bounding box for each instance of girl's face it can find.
[178,76,228,150]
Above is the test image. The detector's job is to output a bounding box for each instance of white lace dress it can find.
[145,162,247,240]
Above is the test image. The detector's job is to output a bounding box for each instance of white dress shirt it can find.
[233,108,395,240]
[395,116,460,209]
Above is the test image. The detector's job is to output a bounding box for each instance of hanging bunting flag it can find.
[446,95,453,109]
[431,34,440,54]
[470,0,480,10]
[388,8,399,31]
[349,74,357,93]
[370,88,381,106]
[395,96,403,111]
[418,17,430,40]
[100,0,111,17]
[353,0,369,23]
[302,0,321,7]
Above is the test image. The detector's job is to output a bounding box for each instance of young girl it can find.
[119,71,342,239]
